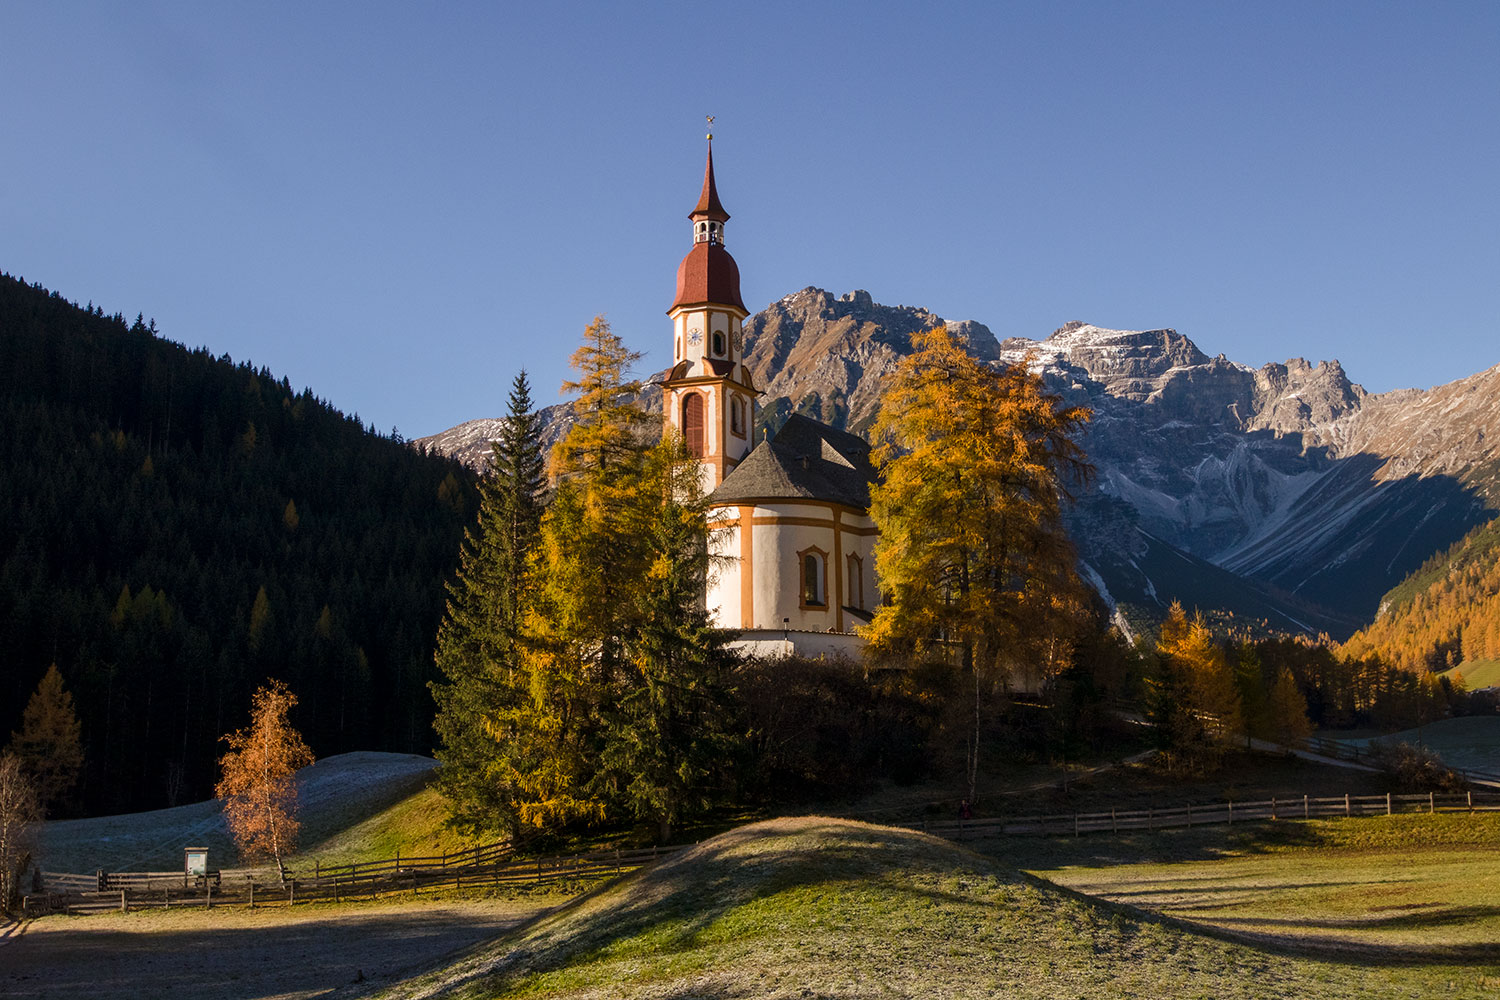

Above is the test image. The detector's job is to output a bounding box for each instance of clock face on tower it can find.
[688,328,703,346]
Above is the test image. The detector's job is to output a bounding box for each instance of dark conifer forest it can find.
[0,274,476,816]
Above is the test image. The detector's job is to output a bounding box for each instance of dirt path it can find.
[0,896,553,1000]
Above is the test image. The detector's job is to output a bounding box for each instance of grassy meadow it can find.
[373,815,1500,999]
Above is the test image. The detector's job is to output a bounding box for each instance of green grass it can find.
[1445,658,1500,691]
[373,816,1500,999]
[296,784,474,870]
[1024,814,1500,968]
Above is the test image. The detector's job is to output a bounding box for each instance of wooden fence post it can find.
[1429,791,1435,815]
[1271,797,1277,821]
[120,888,126,913]
[1303,794,1309,819]
[1111,808,1117,834]
[1345,793,1351,817]
[1468,790,1474,814]
[1386,792,1392,816]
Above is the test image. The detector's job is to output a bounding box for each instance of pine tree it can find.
[863,326,1091,796]
[431,372,547,835]
[1233,642,1272,747]
[7,664,84,814]
[215,680,315,879]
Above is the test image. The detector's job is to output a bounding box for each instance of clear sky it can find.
[3,2,1496,438]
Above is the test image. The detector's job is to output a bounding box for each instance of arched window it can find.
[730,397,745,437]
[682,393,704,458]
[712,331,726,357]
[798,546,827,609]
[846,553,864,609]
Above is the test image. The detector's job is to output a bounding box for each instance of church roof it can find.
[691,142,730,223]
[671,241,747,313]
[710,414,877,510]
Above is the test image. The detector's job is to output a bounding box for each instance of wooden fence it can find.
[25,784,1500,918]
[22,842,681,918]
[918,789,1500,841]
[1302,735,1500,787]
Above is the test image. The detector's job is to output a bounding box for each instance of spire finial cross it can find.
[706,114,715,140]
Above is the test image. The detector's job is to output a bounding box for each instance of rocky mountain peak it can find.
[743,287,999,432]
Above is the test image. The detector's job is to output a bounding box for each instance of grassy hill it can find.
[375,816,1499,999]
[1446,658,1500,691]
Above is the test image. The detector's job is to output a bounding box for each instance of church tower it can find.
[661,135,759,490]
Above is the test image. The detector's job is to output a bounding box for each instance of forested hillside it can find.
[1340,518,1500,676]
[0,274,476,815]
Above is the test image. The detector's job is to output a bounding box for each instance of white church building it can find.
[655,139,878,659]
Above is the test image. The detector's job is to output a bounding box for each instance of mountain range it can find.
[418,288,1499,639]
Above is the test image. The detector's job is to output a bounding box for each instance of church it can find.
[654,138,879,658]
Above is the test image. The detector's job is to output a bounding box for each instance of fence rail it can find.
[1302,736,1500,787]
[26,783,1500,918]
[22,843,680,918]
[919,789,1500,840]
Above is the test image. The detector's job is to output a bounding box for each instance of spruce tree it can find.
[431,371,546,836]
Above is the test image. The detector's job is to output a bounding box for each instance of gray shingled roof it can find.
[710,414,877,510]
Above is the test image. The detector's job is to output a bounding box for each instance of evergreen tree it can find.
[431,372,547,835]
[592,439,741,841]
[1233,641,1272,748]
[7,664,84,815]
[863,326,1091,797]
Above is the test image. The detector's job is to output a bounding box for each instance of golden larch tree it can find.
[215,680,314,879]
[864,326,1091,797]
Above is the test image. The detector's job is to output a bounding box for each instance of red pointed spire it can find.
[690,140,730,223]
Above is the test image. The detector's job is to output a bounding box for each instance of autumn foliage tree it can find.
[7,664,84,815]
[864,326,1091,797]
[1150,601,1244,772]
[215,680,315,878]
[443,317,739,841]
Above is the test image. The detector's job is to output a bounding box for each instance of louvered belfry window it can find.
[683,393,705,457]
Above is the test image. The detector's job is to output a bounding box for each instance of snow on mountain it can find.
[418,291,1498,636]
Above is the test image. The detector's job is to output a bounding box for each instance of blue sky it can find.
[3,2,1496,438]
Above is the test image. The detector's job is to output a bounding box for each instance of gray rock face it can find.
[419,291,1498,635]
